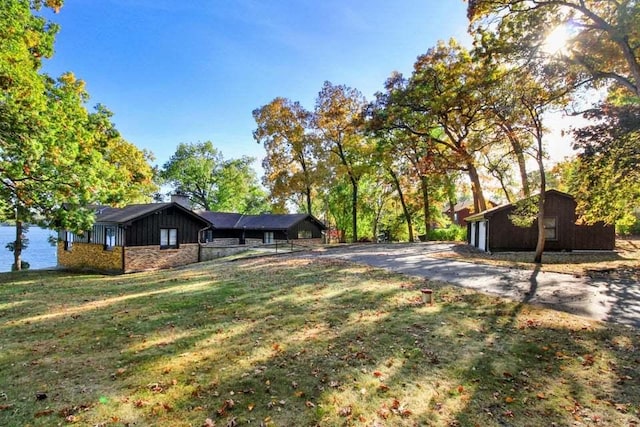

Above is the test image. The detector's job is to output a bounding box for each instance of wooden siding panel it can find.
[574,223,615,250]
[487,192,577,252]
[288,219,324,239]
[126,207,205,247]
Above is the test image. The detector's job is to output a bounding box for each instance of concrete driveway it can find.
[303,243,640,328]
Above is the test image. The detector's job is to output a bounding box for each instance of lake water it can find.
[0,225,57,273]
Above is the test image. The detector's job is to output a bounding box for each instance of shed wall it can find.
[574,223,616,250]
[487,193,577,252]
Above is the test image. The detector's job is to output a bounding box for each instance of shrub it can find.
[426,225,466,242]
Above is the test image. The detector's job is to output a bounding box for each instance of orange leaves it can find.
[377,384,390,392]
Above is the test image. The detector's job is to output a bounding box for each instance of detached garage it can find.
[465,190,615,252]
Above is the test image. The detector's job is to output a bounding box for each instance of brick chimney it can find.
[170,193,191,210]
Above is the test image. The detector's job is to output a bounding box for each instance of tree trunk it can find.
[13,220,23,271]
[305,185,312,215]
[389,168,414,243]
[534,141,547,264]
[502,124,530,197]
[467,162,487,213]
[420,175,431,237]
[350,176,358,242]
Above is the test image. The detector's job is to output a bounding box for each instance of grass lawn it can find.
[1,255,639,426]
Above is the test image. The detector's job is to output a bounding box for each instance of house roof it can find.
[444,200,498,214]
[199,212,327,231]
[465,190,574,222]
[197,212,244,229]
[94,202,212,226]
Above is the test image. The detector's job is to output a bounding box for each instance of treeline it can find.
[253,1,640,259]
[1,1,157,270]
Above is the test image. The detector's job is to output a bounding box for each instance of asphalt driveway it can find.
[303,243,640,328]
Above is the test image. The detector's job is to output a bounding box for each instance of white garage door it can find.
[478,221,487,252]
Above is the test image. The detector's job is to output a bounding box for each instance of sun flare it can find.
[542,24,573,55]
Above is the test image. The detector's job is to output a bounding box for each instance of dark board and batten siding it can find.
[126,206,205,247]
[290,220,324,239]
[60,224,125,247]
[488,194,576,252]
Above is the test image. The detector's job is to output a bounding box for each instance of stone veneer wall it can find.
[57,242,123,273]
[124,243,199,273]
[200,245,251,261]
[293,238,323,247]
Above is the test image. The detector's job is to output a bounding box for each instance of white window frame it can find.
[160,228,178,249]
[104,227,116,250]
[543,217,558,241]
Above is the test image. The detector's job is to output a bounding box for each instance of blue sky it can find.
[41,1,471,170]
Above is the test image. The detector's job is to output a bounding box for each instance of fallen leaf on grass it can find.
[305,401,315,408]
[202,418,216,427]
[0,404,13,411]
[35,409,54,417]
[217,399,235,417]
[536,393,546,400]
[504,397,514,403]
[373,371,383,378]
[615,403,628,413]
[338,405,352,417]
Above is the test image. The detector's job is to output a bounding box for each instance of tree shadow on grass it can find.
[1,257,638,426]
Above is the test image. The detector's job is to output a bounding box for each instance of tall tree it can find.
[468,0,640,97]
[314,82,370,242]
[160,142,223,211]
[369,76,452,237]
[404,40,493,213]
[161,142,267,213]
[252,98,320,214]
[1,1,157,270]
[570,103,640,226]
[215,156,270,214]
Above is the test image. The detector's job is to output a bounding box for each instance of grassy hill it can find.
[1,255,638,426]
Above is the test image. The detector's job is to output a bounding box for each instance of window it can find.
[104,227,116,250]
[264,231,274,244]
[160,228,178,249]
[298,230,312,239]
[543,217,557,240]
[64,231,73,251]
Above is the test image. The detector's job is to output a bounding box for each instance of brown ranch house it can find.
[58,203,327,273]
[58,202,212,273]
[465,190,615,252]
